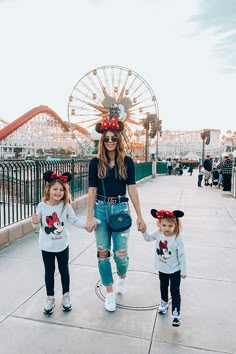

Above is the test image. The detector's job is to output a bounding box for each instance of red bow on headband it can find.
[50,172,68,183]
[157,210,175,219]
[100,117,120,131]
[46,212,59,228]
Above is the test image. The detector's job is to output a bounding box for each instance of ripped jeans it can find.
[94,200,130,286]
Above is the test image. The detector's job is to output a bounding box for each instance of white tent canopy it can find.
[181,152,200,160]
[222,151,236,158]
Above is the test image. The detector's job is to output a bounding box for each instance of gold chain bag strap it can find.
[101,179,132,232]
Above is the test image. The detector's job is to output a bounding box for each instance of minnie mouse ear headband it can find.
[95,117,124,134]
[43,171,72,183]
[151,209,184,219]
[95,103,124,133]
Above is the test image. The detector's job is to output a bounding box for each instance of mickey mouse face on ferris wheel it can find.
[102,97,132,122]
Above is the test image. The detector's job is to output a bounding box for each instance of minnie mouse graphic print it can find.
[35,201,85,252]
[143,229,186,274]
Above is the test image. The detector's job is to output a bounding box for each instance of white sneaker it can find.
[115,277,126,294]
[158,300,169,315]
[105,293,116,312]
[44,296,55,314]
[62,292,72,311]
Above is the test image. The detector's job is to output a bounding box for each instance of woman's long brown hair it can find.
[97,129,127,179]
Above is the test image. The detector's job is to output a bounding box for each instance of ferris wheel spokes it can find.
[68,65,159,156]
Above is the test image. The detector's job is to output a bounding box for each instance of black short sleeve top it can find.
[88,156,135,197]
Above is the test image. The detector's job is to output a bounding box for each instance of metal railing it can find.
[135,162,152,181]
[0,159,153,228]
[0,159,89,228]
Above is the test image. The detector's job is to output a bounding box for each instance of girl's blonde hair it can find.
[157,216,182,236]
[42,179,71,208]
[97,128,127,179]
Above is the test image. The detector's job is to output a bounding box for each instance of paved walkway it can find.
[0,170,236,354]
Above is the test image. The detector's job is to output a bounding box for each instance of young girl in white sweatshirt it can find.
[32,171,97,314]
[142,209,186,327]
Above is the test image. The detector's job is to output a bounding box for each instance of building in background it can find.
[0,105,232,162]
[150,129,222,160]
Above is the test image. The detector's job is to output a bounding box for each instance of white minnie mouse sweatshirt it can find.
[32,201,85,252]
[142,230,187,276]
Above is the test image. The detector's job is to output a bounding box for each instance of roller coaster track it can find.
[0,105,90,143]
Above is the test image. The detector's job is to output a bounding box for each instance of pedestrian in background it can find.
[188,162,193,176]
[167,158,173,175]
[203,155,212,186]
[198,165,204,187]
[221,154,233,191]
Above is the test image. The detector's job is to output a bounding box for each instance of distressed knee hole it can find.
[97,247,110,259]
[116,250,127,258]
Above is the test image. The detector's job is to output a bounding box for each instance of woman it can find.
[85,110,146,312]
[221,154,233,191]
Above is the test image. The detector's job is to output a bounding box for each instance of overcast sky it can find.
[0,0,235,134]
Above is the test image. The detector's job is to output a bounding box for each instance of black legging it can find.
[41,246,70,296]
[168,166,172,175]
[159,270,181,313]
[223,174,232,191]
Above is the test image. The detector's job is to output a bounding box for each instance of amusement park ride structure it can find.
[0,117,9,130]
[0,65,223,161]
[0,106,78,160]
[67,65,159,160]
[0,66,160,161]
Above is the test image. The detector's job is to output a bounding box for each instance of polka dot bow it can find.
[100,117,120,131]
[156,210,175,219]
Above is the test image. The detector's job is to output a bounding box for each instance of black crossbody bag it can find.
[101,180,132,232]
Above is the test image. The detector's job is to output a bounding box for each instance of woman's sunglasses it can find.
[103,136,118,143]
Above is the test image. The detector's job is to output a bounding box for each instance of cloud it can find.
[0,0,235,134]
[190,0,236,72]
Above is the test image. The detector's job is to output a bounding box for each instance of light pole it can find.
[145,122,149,162]
[201,136,205,163]
[156,119,162,160]
[144,114,150,162]
[141,114,159,161]
[155,128,159,160]
[201,129,210,162]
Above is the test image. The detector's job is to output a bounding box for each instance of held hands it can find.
[137,217,146,233]
[85,218,100,233]
[32,214,40,224]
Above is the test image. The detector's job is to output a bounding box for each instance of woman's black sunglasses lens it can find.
[103,136,118,143]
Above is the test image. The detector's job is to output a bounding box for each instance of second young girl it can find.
[142,209,186,327]
[32,171,95,314]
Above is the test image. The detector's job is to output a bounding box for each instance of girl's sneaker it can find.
[158,300,168,314]
[105,293,116,312]
[62,292,72,311]
[172,308,181,327]
[43,296,55,314]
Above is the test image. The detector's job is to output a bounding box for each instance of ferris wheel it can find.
[68,65,159,154]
